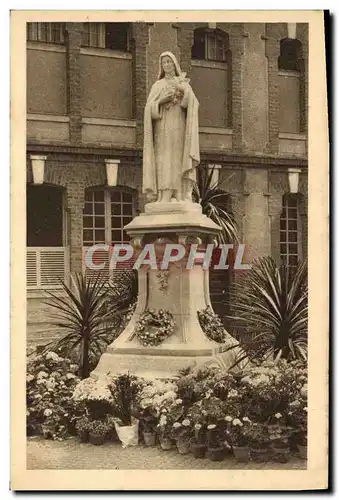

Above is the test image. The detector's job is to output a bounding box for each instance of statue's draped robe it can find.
[142,77,200,199]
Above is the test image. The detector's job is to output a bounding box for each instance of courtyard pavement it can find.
[27,437,306,470]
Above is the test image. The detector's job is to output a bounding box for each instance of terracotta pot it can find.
[159,437,172,451]
[191,443,207,459]
[176,439,191,454]
[143,431,156,447]
[89,432,105,445]
[233,445,250,462]
[250,447,269,463]
[272,445,290,463]
[297,443,307,459]
[208,447,224,461]
[77,429,89,443]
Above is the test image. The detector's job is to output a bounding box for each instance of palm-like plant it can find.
[228,257,308,362]
[43,273,115,379]
[193,167,239,244]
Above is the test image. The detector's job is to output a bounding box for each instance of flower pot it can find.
[233,446,250,463]
[297,443,307,459]
[191,443,207,459]
[41,425,54,439]
[143,431,156,447]
[176,438,191,455]
[89,432,105,445]
[208,447,224,461]
[77,429,89,443]
[250,447,269,463]
[159,437,172,451]
[272,445,290,463]
[114,418,139,448]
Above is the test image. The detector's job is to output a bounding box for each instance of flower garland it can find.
[197,306,227,343]
[134,309,175,347]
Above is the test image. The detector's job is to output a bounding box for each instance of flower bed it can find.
[27,352,307,460]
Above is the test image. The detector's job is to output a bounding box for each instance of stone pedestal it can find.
[91,202,223,380]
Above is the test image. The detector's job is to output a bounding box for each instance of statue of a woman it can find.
[143,51,200,204]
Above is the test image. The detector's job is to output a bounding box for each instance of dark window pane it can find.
[280,219,286,230]
[85,191,93,202]
[280,244,287,254]
[111,191,122,203]
[122,204,133,216]
[289,232,298,242]
[83,229,93,242]
[288,219,298,231]
[288,208,297,219]
[122,231,130,242]
[112,230,122,242]
[27,185,63,247]
[123,217,132,226]
[95,230,105,242]
[288,243,298,254]
[95,216,105,228]
[111,203,122,216]
[83,202,93,215]
[105,22,129,51]
[122,192,133,203]
[94,203,104,215]
[191,28,206,59]
[289,255,298,266]
[287,196,298,208]
[281,255,288,266]
[280,231,287,242]
[111,216,122,229]
[83,216,93,228]
[94,191,105,202]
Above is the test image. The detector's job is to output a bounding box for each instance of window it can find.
[278,38,303,71]
[192,28,228,62]
[280,194,302,267]
[27,185,64,247]
[83,188,135,246]
[81,23,130,51]
[27,22,65,44]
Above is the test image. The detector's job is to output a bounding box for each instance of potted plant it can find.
[287,400,307,459]
[75,415,90,443]
[268,414,293,463]
[226,416,251,463]
[171,419,192,455]
[88,419,109,445]
[191,424,207,458]
[243,421,270,462]
[140,408,158,447]
[108,373,142,448]
[156,399,184,451]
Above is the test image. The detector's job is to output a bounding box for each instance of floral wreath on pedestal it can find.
[134,309,175,347]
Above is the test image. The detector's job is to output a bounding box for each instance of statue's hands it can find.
[159,88,175,105]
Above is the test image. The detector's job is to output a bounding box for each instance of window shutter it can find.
[27,250,38,288]
[40,249,66,288]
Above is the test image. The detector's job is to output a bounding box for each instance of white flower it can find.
[159,415,167,426]
[194,424,202,430]
[242,417,251,423]
[182,419,190,427]
[44,409,52,417]
[37,371,48,379]
[207,424,216,430]
[161,409,167,414]
[202,410,207,416]
[66,373,76,380]
[232,418,242,426]
[304,407,308,412]
[175,398,183,404]
[27,374,34,382]
[46,352,62,362]
[173,422,181,428]
[274,413,282,419]
[225,416,233,422]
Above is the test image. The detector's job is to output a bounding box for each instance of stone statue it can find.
[142,51,200,204]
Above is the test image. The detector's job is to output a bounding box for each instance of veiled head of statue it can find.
[158,51,182,79]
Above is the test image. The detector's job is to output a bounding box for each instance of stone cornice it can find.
[26,143,308,169]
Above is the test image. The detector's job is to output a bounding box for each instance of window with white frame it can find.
[27,22,65,44]
[81,22,131,51]
[82,188,135,246]
[192,28,228,62]
[280,194,302,267]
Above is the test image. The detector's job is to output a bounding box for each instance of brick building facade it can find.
[26,21,308,346]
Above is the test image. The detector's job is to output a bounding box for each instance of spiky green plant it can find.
[228,257,308,362]
[193,167,239,244]
[43,273,115,379]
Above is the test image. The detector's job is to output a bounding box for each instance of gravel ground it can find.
[27,437,307,470]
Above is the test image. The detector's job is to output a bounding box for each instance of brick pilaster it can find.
[176,23,194,75]
[297,23,309,138]
[228,24,245,151]
[65,23,82,145]
[132,22,149,148]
